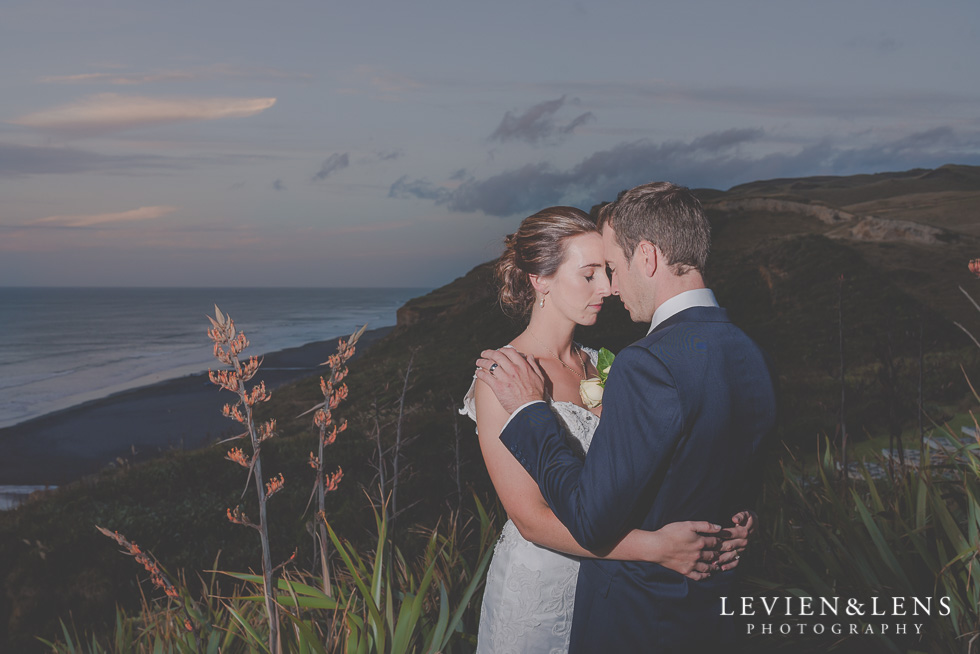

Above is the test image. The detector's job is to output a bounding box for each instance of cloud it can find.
[12,94,277,136]
[559,111,596,137]
[388,175,451,202]
[31,205,178,227]
[39,64,313,85]
[40,72,197,85]
[390,126,980,216]
[272,179,286,191]
[844,34,903,53]
[0,142,177,177]
[543,80,978,123]
[357,65,423,94]
[412,128,764,215]
[338,65,424,101]
[311,153,350,181]
[376,150,403,161]
[490,96,596,145]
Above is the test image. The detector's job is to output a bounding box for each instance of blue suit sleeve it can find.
[500,345,683,551]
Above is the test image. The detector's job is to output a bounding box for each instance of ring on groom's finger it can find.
[489,363,499,374]
[735,552,740,560]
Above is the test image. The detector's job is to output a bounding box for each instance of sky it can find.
[1,0,978,287]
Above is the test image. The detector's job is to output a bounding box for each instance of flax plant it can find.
[744,259,980,652]
[226,496,496,653]
[304,324,366,595]
[59,529,238,653]
[208,306,284,653]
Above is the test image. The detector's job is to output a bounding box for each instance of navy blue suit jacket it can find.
[501,305,777,652]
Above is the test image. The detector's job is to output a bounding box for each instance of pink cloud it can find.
[31,205,179,227]
[12,94,276,135]
[39,64,312,85]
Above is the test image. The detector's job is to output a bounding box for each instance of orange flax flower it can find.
[245,381,270,406]
[222,403,246,424]
[213,342,233,365]
[226,447,250,467]
[230,332,249,356]
[323,467,344,492]
[227,506,254,528]
[330,384,349,409]
[240,356,261,381]
[258,419,276,442]
[314,408,332,428]
[265,473,285,498]
[209,369,240,393]
[96,526,179,599]
[323,420,347,446]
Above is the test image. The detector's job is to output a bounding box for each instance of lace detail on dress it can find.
[462,344,599,654]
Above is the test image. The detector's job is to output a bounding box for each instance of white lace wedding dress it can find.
[461,347,599,654]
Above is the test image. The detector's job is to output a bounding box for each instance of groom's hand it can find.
[475,348,546,415]
[717,510,757,571]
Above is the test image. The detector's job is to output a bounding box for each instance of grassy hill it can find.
[2,164,979,651]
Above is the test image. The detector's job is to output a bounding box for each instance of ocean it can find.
[0,287,429,430]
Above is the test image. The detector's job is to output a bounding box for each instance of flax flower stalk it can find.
[306,324,366,595]
[208,306,281,653]
[95,527,203,648]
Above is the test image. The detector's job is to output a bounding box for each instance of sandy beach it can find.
[0,326,392,489]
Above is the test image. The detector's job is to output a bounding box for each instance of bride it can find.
[461,206,754,653]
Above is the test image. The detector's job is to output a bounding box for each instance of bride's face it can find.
[538,232,610,326]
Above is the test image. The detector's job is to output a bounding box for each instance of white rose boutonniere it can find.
[579,377,604,408]
[579,347,616,409]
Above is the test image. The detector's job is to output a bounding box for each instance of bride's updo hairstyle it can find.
[495,206,598,318]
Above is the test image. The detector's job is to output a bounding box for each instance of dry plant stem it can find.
[310,325,364,595]
[208,308,280,654]
[838,274,849,487]
[960,285,980,313]
[954,321,980,349]
[391,351,415,534]
[918,313,925,451]
[95,526,201,649]
[450,398,463,513]
[954,285,980,348]
[242,378,278,653]
[375,399,386,506]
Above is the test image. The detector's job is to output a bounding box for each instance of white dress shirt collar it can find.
[648,288,720,334]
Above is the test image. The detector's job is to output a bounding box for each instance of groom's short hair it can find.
[597,181,710,275]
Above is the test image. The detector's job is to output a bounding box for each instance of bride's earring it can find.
[539,296,545,308]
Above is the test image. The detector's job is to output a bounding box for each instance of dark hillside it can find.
[2,164,978,650]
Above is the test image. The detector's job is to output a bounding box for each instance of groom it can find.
[477,182,777,652]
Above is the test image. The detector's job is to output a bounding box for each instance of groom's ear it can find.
[636,241,658,278]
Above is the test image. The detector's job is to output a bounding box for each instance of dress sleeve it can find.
[460,375,479,433]
[461,344,522,433]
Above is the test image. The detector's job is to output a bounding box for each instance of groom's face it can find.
[602,225,651,323]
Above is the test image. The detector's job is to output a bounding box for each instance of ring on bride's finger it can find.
[735,552,740,560]
[489,363,499,373]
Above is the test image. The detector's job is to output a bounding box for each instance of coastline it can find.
[0,325,393,492]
